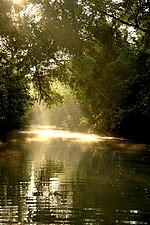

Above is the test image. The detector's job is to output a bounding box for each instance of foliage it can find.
[0,37,33,130]
[113,49,150,141]
[0,0,149,141]
[60,0,150,140]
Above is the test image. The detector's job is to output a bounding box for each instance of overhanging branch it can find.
[99,9,150,34]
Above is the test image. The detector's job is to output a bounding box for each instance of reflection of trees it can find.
[0,135,84,223]
[0,143,28,223]
[70,141,150,224]
[0,135,150,224]
[26,140,84,224]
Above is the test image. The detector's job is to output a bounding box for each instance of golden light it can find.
[12,0,23,4]
[19,125,115,143]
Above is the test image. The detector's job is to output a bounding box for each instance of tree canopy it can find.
[0,0,149,141]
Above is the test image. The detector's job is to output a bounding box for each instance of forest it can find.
[0,0,150,142]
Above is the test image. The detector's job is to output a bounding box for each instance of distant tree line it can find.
[0,0,149,141]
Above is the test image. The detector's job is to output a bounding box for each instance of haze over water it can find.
[0,125,150,224]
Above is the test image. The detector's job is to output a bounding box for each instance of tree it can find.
[0,0,149,141]
[0,32,33,130]
[59,0,150,140]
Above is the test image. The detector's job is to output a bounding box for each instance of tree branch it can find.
[99,9,150,33]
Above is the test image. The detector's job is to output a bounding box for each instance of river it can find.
[0,125,150,224]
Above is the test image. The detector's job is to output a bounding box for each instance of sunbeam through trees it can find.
[0,0,150,141]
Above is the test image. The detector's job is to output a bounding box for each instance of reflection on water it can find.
[19,125,114,142]
[0,125,150,224]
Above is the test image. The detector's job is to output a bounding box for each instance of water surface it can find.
[0,125,150,224]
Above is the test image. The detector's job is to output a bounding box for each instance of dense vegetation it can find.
[0,0,149,141]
